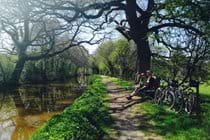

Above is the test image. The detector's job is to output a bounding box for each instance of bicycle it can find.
[154,80,177,109]
[182,80,199,114]
[172,80,199,114]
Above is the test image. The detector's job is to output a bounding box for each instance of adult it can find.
[127,70,157,100]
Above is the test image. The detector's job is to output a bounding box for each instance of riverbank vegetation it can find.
[0,46,89,85]
[31,75,112,140]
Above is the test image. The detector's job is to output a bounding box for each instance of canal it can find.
[0,77,87,140]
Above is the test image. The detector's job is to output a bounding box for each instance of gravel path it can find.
[102,76,162,140]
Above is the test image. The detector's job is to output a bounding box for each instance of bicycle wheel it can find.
[154,87,163,104]
[165,91,175,109]
[185,93,196,114]
[174,90,184,112]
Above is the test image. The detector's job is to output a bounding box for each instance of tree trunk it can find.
[136,38,151,73]
[9,57,26,86]
[0,62,6,83]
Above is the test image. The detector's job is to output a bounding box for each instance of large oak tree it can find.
[41,0,209,73]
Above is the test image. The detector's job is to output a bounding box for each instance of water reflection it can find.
[0,78,86,140]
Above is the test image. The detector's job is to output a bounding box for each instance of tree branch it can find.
[147,0,155,11]
[149,23,204,35]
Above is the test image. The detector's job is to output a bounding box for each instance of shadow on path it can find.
[102,76,162,140]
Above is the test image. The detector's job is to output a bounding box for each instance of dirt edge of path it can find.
[102,76,163,140]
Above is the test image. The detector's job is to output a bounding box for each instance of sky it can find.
[82,29,122,55]
[84,44,98,54]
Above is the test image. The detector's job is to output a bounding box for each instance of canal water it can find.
[0,77,87,140]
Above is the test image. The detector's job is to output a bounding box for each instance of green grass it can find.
[200,81,210,96]
[106,76,133,90]
[107,76,210,140]
[31,75,112,140]
[139,101,210,140]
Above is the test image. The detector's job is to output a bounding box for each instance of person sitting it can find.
[143,70,157,91]
[127,70,157,100]
[126,72,145,100]
[134,72,145,86]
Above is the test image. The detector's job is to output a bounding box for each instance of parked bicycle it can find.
[155,79,200,114]
[176,80,199,114]
[154,80,178,109]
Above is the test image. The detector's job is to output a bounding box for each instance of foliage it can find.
[31,75,112,140]
[22,46,88,83]
[94,41,116,76]
[152,47,210,82]
[110,39,136,78]
[200,81,210,96]
[93,37,209,82]
[92,38,136,79]
[0,54,16,83]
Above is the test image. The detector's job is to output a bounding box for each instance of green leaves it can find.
[31,75,112,140]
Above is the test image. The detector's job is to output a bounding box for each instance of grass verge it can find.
[139,101,210,140]
[107,76,210,140]
[31,75,112,140]
[106,76,133,91]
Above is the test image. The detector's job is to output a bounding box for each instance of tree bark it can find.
[125,0,152,73]
[135,38,151,73]
[0,62,6,83]
[9,57,26,86]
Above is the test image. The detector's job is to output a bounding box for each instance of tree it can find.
[0,0,94,86]
[94,41,116,76]
[110,39,136,78]
[93,38,136,79]
[0,54,16,84]
[43,0,209,73]
[23,46,89,83]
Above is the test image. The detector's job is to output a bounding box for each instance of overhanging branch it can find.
[149,23,204,35]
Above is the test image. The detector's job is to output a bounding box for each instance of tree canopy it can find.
[0,0,209,85]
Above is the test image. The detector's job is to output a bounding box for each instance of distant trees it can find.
[0,0,91,86]
[152,34,210,82]
[23,46,88,83]
[94,41,116,76]
[109,39,136,78]
[0,54,16,84]
[0,46,89,84]
[92,38,136,79]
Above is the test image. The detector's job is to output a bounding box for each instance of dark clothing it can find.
[147,76,157,89]
[130,75,159,98]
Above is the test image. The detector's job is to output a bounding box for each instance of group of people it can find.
[127,70,158,100]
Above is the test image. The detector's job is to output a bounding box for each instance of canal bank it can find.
[0,77,87,140]
[31,75,112,140]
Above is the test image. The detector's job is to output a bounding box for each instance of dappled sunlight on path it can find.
[102,76,162,140]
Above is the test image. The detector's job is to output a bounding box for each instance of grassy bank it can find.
[31,75,112,140]
[107,76,210,140]
[140,101,210,140]
[106,76,133,91]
